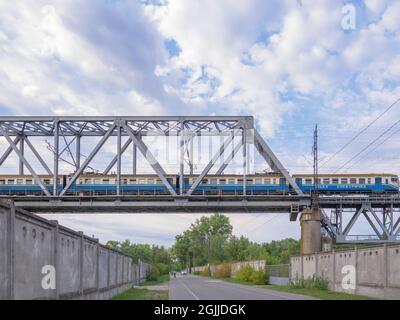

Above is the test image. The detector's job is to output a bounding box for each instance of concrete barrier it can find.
[290,244,400,299]
[0,201,137,300]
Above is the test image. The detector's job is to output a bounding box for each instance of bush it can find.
[290,275,329,290]
[156,263,169,275]
[250,270,268,285]
[214,263,231,278]
[146,265,160,281]
[200,268,209,276]
[235,265,255,282]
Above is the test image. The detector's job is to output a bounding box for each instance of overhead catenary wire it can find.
[334,117,400,173]
[320,97,400,168]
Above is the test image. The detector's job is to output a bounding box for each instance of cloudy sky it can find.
[1,0,400,246]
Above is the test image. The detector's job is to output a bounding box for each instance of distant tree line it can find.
[106,214,300,272]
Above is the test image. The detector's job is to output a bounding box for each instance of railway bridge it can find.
[0,116,399,253]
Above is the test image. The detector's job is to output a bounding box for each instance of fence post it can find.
[315,252,318,277]
[52,220,59,300]
[7,202,16,300]
[384,243,388,299]
[96,240,100,298]
[301,255,304,280]
[332,249,336,291]
[355,245,359,294]
[79,231,84,298]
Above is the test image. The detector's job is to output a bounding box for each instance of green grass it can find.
[140,274,170,286]
[112,288,168,300]
[264,285,377,300]
[201,274,376,300]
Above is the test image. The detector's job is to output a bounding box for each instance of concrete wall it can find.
[290,244,400,299]
[0,201,138,300]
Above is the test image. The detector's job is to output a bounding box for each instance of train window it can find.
[323,178,330,184]
[16,179,23,185]
[316,178,321,185]
[219,179,226,185]
[367,178,371,184]
[103,179,110,184]
[305,179,312,185]
[359,178,366,184]
[139,178,146,184]
[129,179,136,184]
[391,177,399,182]
[255,178,262,184]
[332,178,339,184]
[264,178,271,184]
[147,178,154,184]
[156,179,162,184]
[210,178,218,184]
[26,179,33,185]
[385,178,389,184]
[0,179,5,184]
[350,178,356,184]
[84,178,91,184]
[8,179,15,184]
[121,179,128,185]
[93,178,101,184]
[43,179,51,185]
[237,179,243,185]
[341,178,347,184]
[228,178,235,184]
[246,179,253,184]
[272,178,277,184]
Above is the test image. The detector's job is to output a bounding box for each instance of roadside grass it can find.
[197,274,377,300]
[140,273,170,286]
[112,287,168,300]
[264,285,377,300]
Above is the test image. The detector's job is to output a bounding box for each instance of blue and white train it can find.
[0,172,398,196]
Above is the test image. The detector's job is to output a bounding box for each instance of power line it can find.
[320,97,400,168]
[334,118,400,173]
[343,126,400,171]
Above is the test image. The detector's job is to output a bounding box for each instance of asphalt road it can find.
[169,274,317,300]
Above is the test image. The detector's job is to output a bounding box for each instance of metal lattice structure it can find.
[319,197,400,243]
[0,116,303,198]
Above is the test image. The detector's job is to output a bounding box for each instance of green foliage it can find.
[235,265,255,282]
[290,275,329,290]
[200,269,209,276]
[250,270,268,285]
[214,263,231,278]
[146,265,161,282]
[156,263,170,275]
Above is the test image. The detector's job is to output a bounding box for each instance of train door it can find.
[375,177,382,185]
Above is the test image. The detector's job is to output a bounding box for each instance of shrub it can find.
[290,275,328,290]
[250,270,268,285]
[146,265,160,281]
[214,263,231,278]
[235,265,255,282]
[200,268,209,276]
[156,263,169,275]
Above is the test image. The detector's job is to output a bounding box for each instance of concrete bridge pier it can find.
[300,208,322,255]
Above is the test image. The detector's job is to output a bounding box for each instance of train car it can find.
[70,173,177,196]
[181,173,288,195]
[0,175,66,195]
[292,173,399,194]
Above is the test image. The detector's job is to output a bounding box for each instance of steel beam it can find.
[123,123,177,196]
[19,138,24,175]
[116,125,122,196]
[0,127,51,196]
[254,129,303,195]
[24,137,53,175]
[59,124,117,196]
[103,138,132,174]
[53,121,59,195]
[215,139,242,175]
[0,136,21,166]
[186,133,235,196]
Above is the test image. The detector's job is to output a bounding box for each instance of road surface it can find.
[169,274,317,300]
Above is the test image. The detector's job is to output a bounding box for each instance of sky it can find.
[1,0,400,246]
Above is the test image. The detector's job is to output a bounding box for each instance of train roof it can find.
[293,173,398,177]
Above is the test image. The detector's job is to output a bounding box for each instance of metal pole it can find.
[76,135,81,170]
[180,127,185,195]
[19,137,24,175]
[53,121,59,195]
[132,137,137,175]
[117,125,122,196]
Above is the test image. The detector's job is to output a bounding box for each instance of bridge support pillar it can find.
[300,208,322,255]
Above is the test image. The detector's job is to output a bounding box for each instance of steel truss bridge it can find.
[0,116,399,244]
